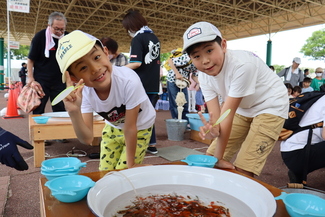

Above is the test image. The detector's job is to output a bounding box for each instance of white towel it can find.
[44,26,55,58]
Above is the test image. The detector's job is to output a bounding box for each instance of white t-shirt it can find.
[199,50,289,118]
[81,66,156,130]
[280,95,325,152]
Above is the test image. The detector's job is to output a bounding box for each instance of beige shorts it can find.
[207,113,285,176]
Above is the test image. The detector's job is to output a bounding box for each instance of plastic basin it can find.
[45,175,95,203]
[32,116,50,124]
[181,154,218,168]
[275,192,325,217]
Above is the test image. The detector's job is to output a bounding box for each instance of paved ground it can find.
[0,89,324,217]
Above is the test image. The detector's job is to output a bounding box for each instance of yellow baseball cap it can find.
[56,30,103,83]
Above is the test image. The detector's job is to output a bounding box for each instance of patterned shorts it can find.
[99,124,152,170]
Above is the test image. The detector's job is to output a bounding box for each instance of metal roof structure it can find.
[1,0,325,53]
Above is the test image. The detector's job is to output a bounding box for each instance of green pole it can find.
[266,40,272,66]
[0,38,4,88]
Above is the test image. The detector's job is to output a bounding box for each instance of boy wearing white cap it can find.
[56,30,156,170]
[183,21,289,177]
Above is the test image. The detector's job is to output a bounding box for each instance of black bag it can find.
[279,91,324,140]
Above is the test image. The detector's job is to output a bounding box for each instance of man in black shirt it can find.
[27,11,68,114]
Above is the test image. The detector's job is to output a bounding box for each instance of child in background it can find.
[56,30,156,170]
[284,83,293,97]
[301,77,314,93]
[195,86,205,112]
[188,72,197,112]
[311,67,325,91]
[290,86,302,98]
[100,37,128,66]
[182,21,288,177]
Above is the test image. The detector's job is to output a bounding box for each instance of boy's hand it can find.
[215,159,235,170]
[0,128,33,171]
[198,112,220,140]
[62,71,84,112]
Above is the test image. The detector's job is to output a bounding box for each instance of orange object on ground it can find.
[3,84,23,119]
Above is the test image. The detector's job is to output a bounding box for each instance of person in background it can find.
[304,68,310,78]
[269,65,275,72]
[301,77,314,93]
[195,86,205,113]
[187,72,197,112]
[280,95,325,183]
[122,10,160,155]
[18,62,27,87]
[0,127,33,171]
[27,12,68,115]
[290,86,302,98]
[27,11,69,144]
[166,49,198,122]
[100,37,128,66]
[284,83,293,97]
[182,21,288,177]
[56,30,156,170]
[277,57,304,87]
[310,67,325,91]
[300,68,310,86]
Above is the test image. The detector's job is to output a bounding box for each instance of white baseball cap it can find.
[293,57,301,64]
[56,30,103,83]
[183,21,222,53]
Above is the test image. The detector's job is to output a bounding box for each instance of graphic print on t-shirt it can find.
[144,41,160,64]
[98,105,126,126]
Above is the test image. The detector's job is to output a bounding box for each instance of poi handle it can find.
[51,84,84,106]
[205,109,231,135]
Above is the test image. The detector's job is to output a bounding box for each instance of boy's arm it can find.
[69,112,94,145]
[202,96,242,169]
[212,97,241,159]
[124,104,141,168]
[63,73,95,145]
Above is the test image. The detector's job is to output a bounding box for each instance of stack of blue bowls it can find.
[41,157,87,180]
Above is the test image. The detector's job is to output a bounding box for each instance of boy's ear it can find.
[103,46,109,56]
[221,39,227,52]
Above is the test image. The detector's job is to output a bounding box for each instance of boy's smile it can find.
[189,40,227,76]
[69,45,112,90]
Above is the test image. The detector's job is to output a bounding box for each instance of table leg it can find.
[33,140,45,167]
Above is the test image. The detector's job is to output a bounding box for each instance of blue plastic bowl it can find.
[32,116,50,124]
[45,175,95,203]
[41,157,87,172]
[41,169,81,181]
[275,192,325,217]
[181,154,218,168]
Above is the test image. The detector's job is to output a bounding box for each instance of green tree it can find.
[161,52,170,63]
[300,29,325,60]
[273,64,286,73]
[3,44,30,60]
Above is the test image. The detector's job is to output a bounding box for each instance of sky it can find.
[227,23,325,70]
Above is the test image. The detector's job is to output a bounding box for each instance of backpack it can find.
[278,91,325,140]
[163,48,192,71]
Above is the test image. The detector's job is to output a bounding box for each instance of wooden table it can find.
[39,163,290,217]
[29,114,105,167]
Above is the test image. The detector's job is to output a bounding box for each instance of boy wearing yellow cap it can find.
[56,30,155,170]
[183,22,289,177]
